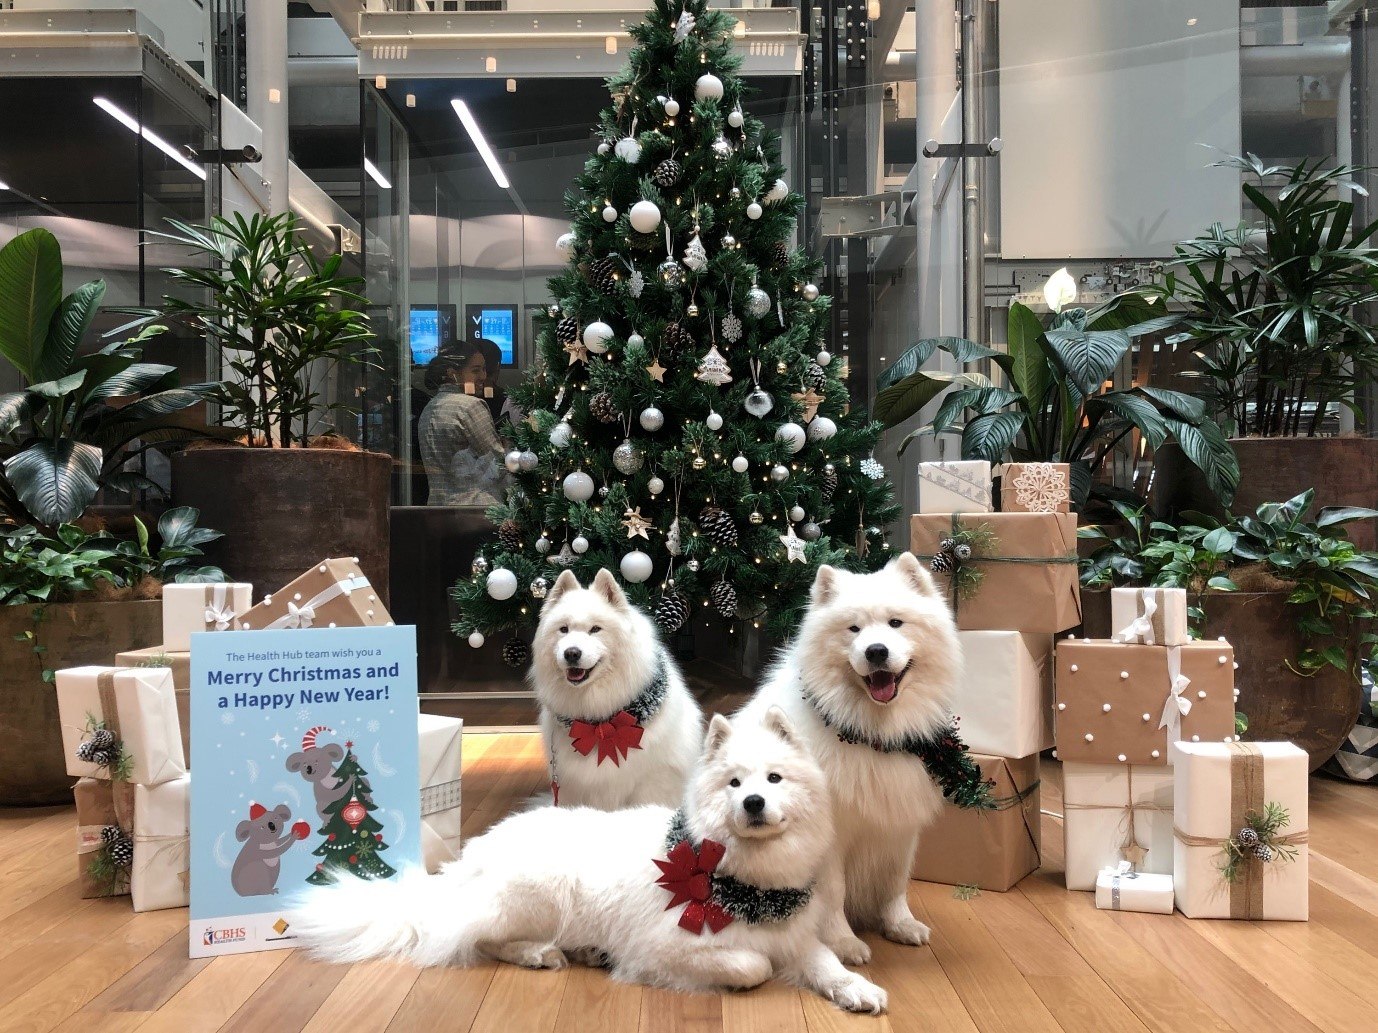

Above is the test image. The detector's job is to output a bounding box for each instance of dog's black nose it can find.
[564,646,582,664]
[742,794,766,815]
[865,643,889,665]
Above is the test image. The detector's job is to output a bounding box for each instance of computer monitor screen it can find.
[409,305,456,366]
[465,304,518,366]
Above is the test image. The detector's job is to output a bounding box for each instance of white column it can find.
[914,0,958,341]
[246,0,290,214]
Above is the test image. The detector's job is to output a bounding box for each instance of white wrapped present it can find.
[161,582,252,651]
[56,666,186,786]
[132,775,190,912]
[953,631,1052,759]
[1095,861,1174,914]
[1111,587,1190,647]
[419,712,463,873]
[1062,761,1174,891]
[1173,741,1308,920]
[918,460,993,514]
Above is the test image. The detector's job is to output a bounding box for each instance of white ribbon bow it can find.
[1102,859,1136,879]
[202,584,236,631]
[285,601,316,629]
[1114,589,1158,645]
[204,605,235,631]
[1157,645,1193,740]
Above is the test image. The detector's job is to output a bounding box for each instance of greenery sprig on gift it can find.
[77,714,133,782]
[1221,802,1300,884]
[86,824,134,892]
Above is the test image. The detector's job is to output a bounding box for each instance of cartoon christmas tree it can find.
[451,0,898,656]
[305,743,397,884]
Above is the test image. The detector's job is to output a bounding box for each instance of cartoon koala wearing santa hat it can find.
[231,801,310,897]
[287,725,362,824]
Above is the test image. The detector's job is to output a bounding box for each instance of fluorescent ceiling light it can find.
[450,99,510,190]
[0,180,9,191]
[93,96,206,181]
[364,156,392,190]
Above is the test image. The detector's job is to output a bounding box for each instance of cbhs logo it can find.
[203,926,247,946]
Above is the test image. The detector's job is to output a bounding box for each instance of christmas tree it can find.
[451,0,899,652]
[305,745,397,884]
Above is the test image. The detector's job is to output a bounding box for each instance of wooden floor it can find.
[4,734,1378,1033]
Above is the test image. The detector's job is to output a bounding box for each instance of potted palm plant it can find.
[147,213,390,600]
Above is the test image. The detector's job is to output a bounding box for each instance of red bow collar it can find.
[569,710,644,766]
[654,838,734,934]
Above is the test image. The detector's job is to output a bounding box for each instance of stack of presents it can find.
[55,558,464,911]
[911,460,1309,921]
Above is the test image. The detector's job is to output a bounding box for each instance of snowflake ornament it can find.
[627,268,645,298]
[860,457,885,480]
[667,517,683,556]
[721,311,743,343]
[674,10,696,43]
[1012,463,1070,513]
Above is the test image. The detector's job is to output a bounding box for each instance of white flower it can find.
[1043,267,1078,313]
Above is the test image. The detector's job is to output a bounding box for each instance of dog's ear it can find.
[811,564,841,605]
[544,569,581,610]
[703,713,733,758]
[591,568,630,611]
[762,705,800,748]
[889,552,940,599]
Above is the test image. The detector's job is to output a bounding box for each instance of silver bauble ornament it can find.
[614,136,641,163]
[556,232,576,257]
[583,320,614,353]
[613,439,644,475]
[504,449,523,473]
[770,464,790,483]
[548,304,562,318]
[695,73,724,101]
[657,258,685,288]
[744,387,774,418]
[486,568,518,600]
[824,462,837,475]
[705,410,724,431]
[749,511,763,525]
[518,449,539,472]
[746,202,763,220]
[535,534,552,554]
[549,422,573,448]
[775,422,806,453]
[721,232,737,249]
[529,576,549,600]
[746,286,771,317]
[711,135,732,160]
[730,186,742,199]
[802,282,820,302]
[471,555,490,576]
[468,631,485,648]
[571,534,590,554]
[789,505,806,522]
[602,204,618,223]
[648,475,665,495]
[807,416,837,441]
[766,178,789,203]
[562,470,595,502]
[620,550,653,583]
[687,559,701,572]
[800,521,822,541]
[731,455,749,473]
[627,331,645,349]
[639,406,665,432]
[629,199,661,234]
[687,302,699,317]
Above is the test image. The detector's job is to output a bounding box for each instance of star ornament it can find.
[646,358,668,383]
[622,507,653,540]
[779,526,807,563]
[792,388,825,422]
[564,339,589,365]
[1120,840,1149,867]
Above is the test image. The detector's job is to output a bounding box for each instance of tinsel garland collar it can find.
[552,654,669,766]
[801,687,996,810]
[655,810,813,934]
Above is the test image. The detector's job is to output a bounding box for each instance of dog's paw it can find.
[499,942,568,969]
[568,945,613,969]
[723,952,773,989]
[830,935,872,966]
[881,915,931,946]
[829,974,888,1015]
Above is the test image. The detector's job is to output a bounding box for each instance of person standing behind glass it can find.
[418,340,509,506]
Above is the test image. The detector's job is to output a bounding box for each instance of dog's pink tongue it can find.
[866,672,898,702]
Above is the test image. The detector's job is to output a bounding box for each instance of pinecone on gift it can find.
[930,551,956,575]
[556,316,579,345]
[698,505,739,548]
[710,580,738,618]
[1252,842,1275,863]
[101,826,133,868]
[589,392,619,423]
[652,158,682,188]
[590,256,621,294]
[1236,827,1260,849]
[654,592,690,634]
[661,323,694,356]
[502,638,532,669]
[497,519,522,552]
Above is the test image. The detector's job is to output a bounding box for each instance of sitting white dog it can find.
[293,709,888,1014]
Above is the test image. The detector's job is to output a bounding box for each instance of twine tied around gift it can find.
[133,829,191,898]
[914,514,1079,616]
[263,574,371,630]
[72,672,134,780]
[1172,742,1308,920]
[1157,646,1193,743]
[1114,588,1165,646]
[1062,766,1169,869]
[203,583,237,631]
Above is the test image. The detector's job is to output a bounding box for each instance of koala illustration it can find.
[287,725,357,824]
[231,802,309,897]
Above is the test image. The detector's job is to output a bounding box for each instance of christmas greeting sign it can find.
[189,625,419,958]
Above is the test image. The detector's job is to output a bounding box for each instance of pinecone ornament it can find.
[820,468,838,500]
[1252,842,1275,863]
[710,580,738,618]
[652,158,682,188]
[556,317,579,345]
[502,638,532,669]
[590,256,620,294]
[589,392,619,423]
[90,748,117,768]
[654,592,691,634]
[698,505,739,548]
[497,519,522,552]
[805,362,827,391]
[769,240,790,267]
[662,323,694,356]
[1235,827,1260,849]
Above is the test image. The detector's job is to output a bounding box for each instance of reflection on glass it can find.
[417,340,509,507]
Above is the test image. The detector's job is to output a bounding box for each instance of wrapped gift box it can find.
[161,582,252,651]
[918,460,993,514]
[419,712,463,873]
[910,512,1081,633]
[953,631,1053,759]
[1063,761,1174,891]
[1095,863,1174,914]
[1110,587,1190,646]
[999,462,1071,514]
[56,666,186,786]
[1173,741,1308,920]
[911,753,1039,892]
[132,775,190,912]
[238,558,393,631]
[116,648,191,763]
[1054,639,1236,766]
[75,776,134,898]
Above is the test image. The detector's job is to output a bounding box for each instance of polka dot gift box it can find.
[237,558,394,632]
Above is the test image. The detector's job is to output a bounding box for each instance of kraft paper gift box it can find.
[911,753,1040,892]
[953,631,1053,758]
[56,666,187,786]
[1173,741,1309,921]
[419,712,463,873]
[116,648,191,763]
[918,460,993,514]
[1095,861,1174,914]
[161,582,252,651]
[238,558,394,631]
[1062,761,1174,891]
[999,462,1071,514]
[74,776,135,898]
[910,512,1081,633]
[132,775,190,912]
[1053,639,1236,766]
[1110,587,1190,647]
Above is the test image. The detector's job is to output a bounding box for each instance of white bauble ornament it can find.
[556,232,576,257]
[597,140,611,156]
[615,136,641,163]
[766,178,789,204]
[629,199,662,234]
[583,321,614,353]
[816,348,832,366]
[648,475,665,495]
[664,97,680,116]
[602,204,618,223]
[776,422,806,453]
[789,505,806,522]
[562,470,595,502]
[503,449,523,473]
[770,464,790,483]
[744,387,774,418]
[728,107,744,128]
[807,416,837,441]
[549,422,573,448]
[746,202,763,221]
[731,455,749,473]
[639,406,665,432]
[571,534,590,554]
[695,73,724,101]
[468,631,485,648]
[620,550,654,583]
[486,568,518,600]
[517,449,539,472]
[746,286,771,318]
[802,282,820,302]
[705,410,724,431]
[628,331,645,349]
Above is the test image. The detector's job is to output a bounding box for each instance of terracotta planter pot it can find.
[172,448,392,604]
[1082,589,1362,771]
[0,600,162,805]
[1152,438,1378,549]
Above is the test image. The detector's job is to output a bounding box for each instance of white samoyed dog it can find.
[292,709,888,1014]
[529,568,703,810]
[736,553,968,964]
